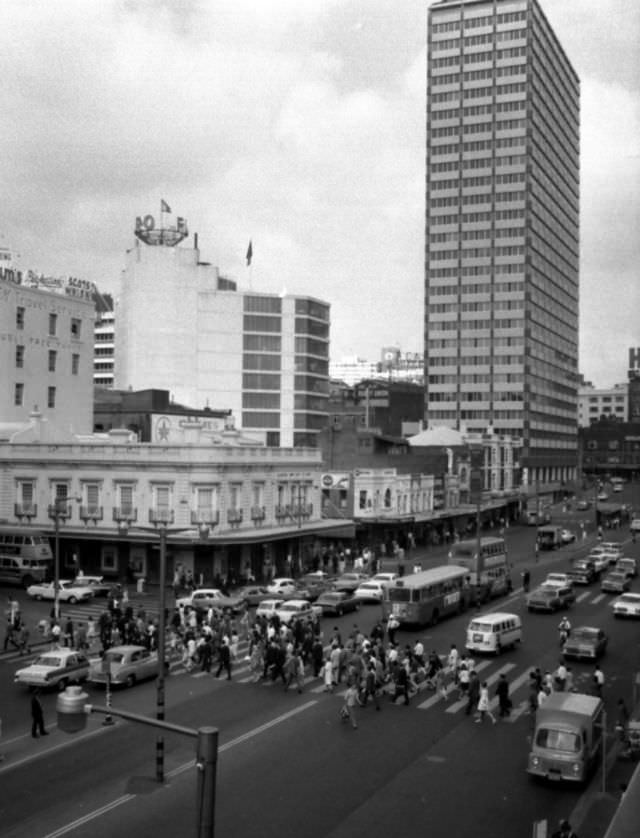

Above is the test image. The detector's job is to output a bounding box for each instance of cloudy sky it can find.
[1,0,638,387]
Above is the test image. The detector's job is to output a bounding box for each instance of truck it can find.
[527,692,604,783]
[537,525,563,550]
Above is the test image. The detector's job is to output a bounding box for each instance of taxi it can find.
[89,645,159,688]
[15,648,91,690]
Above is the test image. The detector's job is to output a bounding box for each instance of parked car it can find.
[333,573,369,593]
[26,580,94,605]
[15,649,91,691]
[89,645,160,687]
[568,559,598,585]
[255,598,284,619]
[354,580,386,603]
[527,584,575,613]
[314,591,360,617]
[600,570,631,594]
[562,626,608,661]
[274,599,315,625]
[560,529,576,544]
[234,585,272,607]
[72,575,120,598]
[611,592,640,619]
[176,588,246,614]
[600,542,623,554]
[597,492,609,502]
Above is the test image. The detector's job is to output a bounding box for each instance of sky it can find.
[1,0,638,388]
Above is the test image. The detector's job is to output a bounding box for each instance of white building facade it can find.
[578,382,627,427]
[0,271,94,433]
[115,228,330,448]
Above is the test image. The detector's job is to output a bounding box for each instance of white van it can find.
[466,612,522,655]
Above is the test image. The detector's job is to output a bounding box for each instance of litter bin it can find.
[136,577,145,594]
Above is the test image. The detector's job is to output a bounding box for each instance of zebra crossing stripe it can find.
[445,662,516,714]
[487,666,532,713]
[417,660,492,710]
[576,592,590,603]
[591,594,606,604]
[506,698,531,723]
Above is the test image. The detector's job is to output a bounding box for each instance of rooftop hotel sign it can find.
[135,200,188,247]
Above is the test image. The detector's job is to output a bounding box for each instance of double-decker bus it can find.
[0,525,54,587]
[448,536,511,602]
[382,565,470,627]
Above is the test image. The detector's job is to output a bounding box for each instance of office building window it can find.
[16,306,25,329]
[48,313,57,336]
[71,318,82,338]
[16,345,24,368]
[48,350,57,372]
[72,354,80,375]
[47,386,56,408]
[15,383,24,406]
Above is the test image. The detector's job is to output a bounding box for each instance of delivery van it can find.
[527,693,604,783]
[465,612,522,655]
[537,525,563,550]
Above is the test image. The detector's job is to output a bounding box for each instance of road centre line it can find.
[38,699,318,836]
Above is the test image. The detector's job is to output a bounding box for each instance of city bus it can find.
[448,536,511,602]
[382,565,471,627]
[0,525,54,587]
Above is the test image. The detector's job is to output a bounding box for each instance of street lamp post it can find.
[115,513,214,784]
[49,496,81,622]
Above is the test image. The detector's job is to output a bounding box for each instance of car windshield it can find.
[469,622,491,632]
[535,728,580,753]
[571,630,597,642]
[607,573,625,581]
[619,595,640,603]
[35,656,62,667]
[359,584,377,590]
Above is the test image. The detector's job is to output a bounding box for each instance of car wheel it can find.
[337,607,343,616]
[57,678,68,692]
[126,674,136,688]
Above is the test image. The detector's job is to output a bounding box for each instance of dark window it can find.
[244,295,282,314]
[241,412,281,428]
[243,314,281,333]
[294,299,330,320]
[242,373,281,390]
[15,345,24,368]
[49,313,57,336]
[243,334,281,352]
[243,353,281,371]
[47,386,56,408]
[72,354,80,375]
[71,318,82,338]
[15,383,24,406]
[243,392,281,409]
[16,307,25,329]
[48,350,57,372]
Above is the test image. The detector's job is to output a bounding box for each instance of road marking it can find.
[445,662,516,714]
[37,700,318,836]
[576,592,590,603]
[489,667,532,712]
[417,660,492,710]
[591,593,606,604]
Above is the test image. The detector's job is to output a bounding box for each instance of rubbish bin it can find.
[136,577,145,594]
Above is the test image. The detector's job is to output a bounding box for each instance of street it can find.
[1,505,639,838]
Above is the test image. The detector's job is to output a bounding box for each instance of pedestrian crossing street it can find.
[172,637,596,723]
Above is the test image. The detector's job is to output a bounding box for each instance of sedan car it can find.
[333,573,370,593]
[568,560,597,585]
[544,573,573,588]
[630,518,640,534]
[314,591,360,617]
[89,645,159,687]
[255,598,284,619]
[372,572,398,588]
[562,626,608,661]
[273,599,315,625]
[615,558,637,579]
[354,581,386,603]
[15,649,91,690]
[26,580,94,605]
[597,492,609,502]
[176,588,246,614]
[600,570,631,594]
[234,585,272,607]
[72,576,121,598]
[266,578,298,597]
[527,584,575,613]
[576,500,590,511]
[611,592,640,619]
[560,529,576,544]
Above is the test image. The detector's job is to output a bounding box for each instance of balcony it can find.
[79,505,103,523]
[149,508,175,526]
[191,510,220,527]
[113,507,138,524]
[48,502,72,520]
[15,503,37,519]
[275,505,288,519]
[291,503,313,519]
[227,509,243,525]
[251,506,266,523]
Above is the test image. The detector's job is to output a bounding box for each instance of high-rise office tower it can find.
[425,0,579,484]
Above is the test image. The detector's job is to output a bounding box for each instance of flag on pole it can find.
[246,240,253,266]
[161,199,171,213]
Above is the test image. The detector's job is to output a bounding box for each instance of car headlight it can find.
[572,763,580,773]
[531,756,539,766]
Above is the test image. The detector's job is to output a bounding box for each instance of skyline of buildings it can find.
[424,0,580,485]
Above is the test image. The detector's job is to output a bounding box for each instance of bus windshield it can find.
[387,588,412,603]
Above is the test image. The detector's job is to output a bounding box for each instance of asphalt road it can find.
[1,496,639,838]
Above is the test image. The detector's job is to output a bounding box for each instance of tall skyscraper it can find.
[425,0,580,485]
